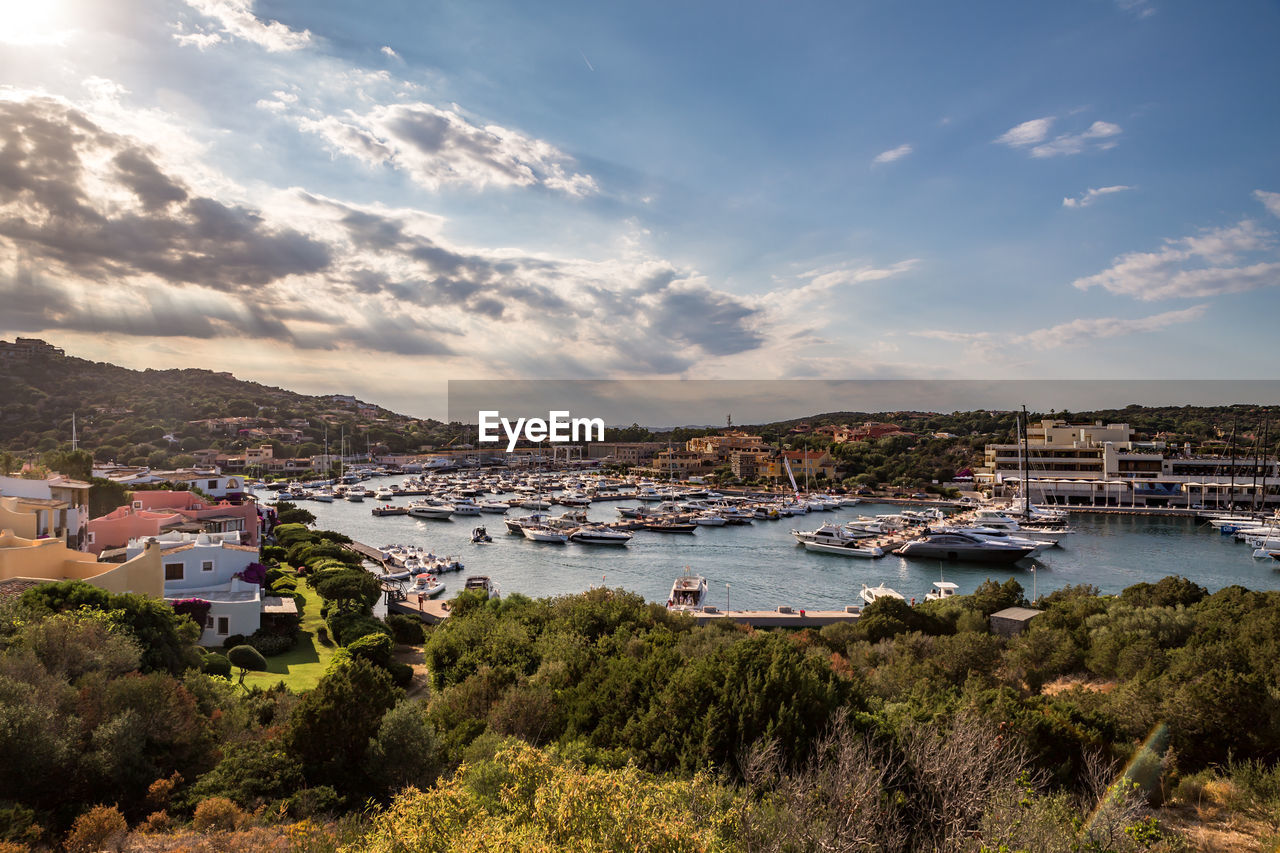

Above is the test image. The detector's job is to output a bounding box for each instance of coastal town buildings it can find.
[86,490,260,554]
[0,474,91,549]
[979,419,1280,508]
[0,529,162,599]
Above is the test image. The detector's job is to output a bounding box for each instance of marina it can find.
[260,473,1280,612]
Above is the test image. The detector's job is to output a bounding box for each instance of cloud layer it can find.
[996,116,1122,158]
[0,94,761,375]
[1063,185,1133,208]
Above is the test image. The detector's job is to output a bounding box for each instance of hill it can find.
[0,340,457,466]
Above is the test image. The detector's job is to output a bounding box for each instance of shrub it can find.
[222,634,247,650]
[388,613,426,645]
[328,612,391,646]
[248,631,296,657]
[388,661,415,688]
[141,810,171,833]
[317,625,332,646]
[192,796,243,832]
[0,802,43,847]
[202,653,232,678]
[347,633,394,668]
[64,805,127,853]
[261,546,287,563]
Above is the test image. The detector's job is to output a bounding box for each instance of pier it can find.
[691,605,861,628]
[388,592,453,624]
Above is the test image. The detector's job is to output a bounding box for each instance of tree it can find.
[314,570,382,615]
[227,645,267,687]
[287,658,399,798]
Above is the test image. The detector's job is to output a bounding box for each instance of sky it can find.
[1,0,1279,419]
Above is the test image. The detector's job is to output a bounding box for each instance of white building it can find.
[980,419,1279,509]
[127,533,273,645]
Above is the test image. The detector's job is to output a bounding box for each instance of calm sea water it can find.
[276,477,1280,610]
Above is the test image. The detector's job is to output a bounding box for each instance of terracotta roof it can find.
[0,578,48,603]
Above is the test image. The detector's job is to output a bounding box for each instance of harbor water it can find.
[281,478,1280,610]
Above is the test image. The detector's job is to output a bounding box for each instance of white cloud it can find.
[1116,0,1156,18]
[994,117,1054,148]
[1063,185,1133,208]
[180,0,313,52]
[1031,120,1122,158]
[297,102,598,196]
[872,143,913,165]
[913,306,1206,353]
[1255,189,1280,218]
[1016,305,1207,349]
[381,45,400,60]
[1073,219,1279,300]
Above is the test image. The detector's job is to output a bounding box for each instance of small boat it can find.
[643,521,697,533]
[924,580,960,602]
[667,573,708,612]
[471,526,493,544]
[464,576,500,597]
[803,540,884,558]
[693,514,726,526]
[861,583,905,606]
[523,525,569,543]
[371,505,409,517]
[570,526,633,545]
[505,512,550,533]
[378,569,411,582]
[411,574,445,598]
[478,500,511,513]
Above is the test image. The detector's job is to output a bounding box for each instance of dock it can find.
[691,605,861,628]
[388,592,453,624]
[343,540,390,570]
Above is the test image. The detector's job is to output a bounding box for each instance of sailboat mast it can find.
[1227,418,1238,511]
[1260,418,1272,513]
[1021,405,1030,515]
[1251,420,1263,511]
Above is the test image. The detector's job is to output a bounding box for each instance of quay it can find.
[692,605,861,628]
[388,592,453,624]
[343,539,390,570]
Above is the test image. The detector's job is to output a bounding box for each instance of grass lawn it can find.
[243,579,337,692]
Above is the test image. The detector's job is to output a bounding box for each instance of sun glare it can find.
[0,0,71,46]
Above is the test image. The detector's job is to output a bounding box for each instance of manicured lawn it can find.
[243,579,336,692]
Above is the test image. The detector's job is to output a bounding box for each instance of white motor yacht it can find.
[408,502,454,520]
[861,583,905,606]
[570,526,633,545]
[924,581,960,601]
[804,540,884,558]
[668,574,708,612]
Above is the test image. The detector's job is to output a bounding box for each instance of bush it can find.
[141,810,171,833]
[387,661,415,688]
[64,805,127,853]
[202,653,232,678]
[247,632,295,657]
[388,613,426,645]
[261,546,287,563]
[328,611,391,646]
[347,633,394,668]
[222,634,247,650]
[317,625,332,646]
[192,796,243,832]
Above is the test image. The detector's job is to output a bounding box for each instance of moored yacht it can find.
[570,526,633,545]
[668,574,708,612]
[861,583,905,605]
[897,531,1036,563]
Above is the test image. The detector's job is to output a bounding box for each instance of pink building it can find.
[86,491,259,554]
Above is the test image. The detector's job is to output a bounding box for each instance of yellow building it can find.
[0,529,162,598]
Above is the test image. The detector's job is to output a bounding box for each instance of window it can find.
[86,531,96,545]
[207,480,218,490]
[201,560,214,573]
[164,563,184,581]
[216,617,229,636]
[206,615,214,628]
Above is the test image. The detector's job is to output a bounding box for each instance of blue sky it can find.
[1,0,1278,417]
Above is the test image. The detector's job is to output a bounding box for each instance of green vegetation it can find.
[6,569,1280,850]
